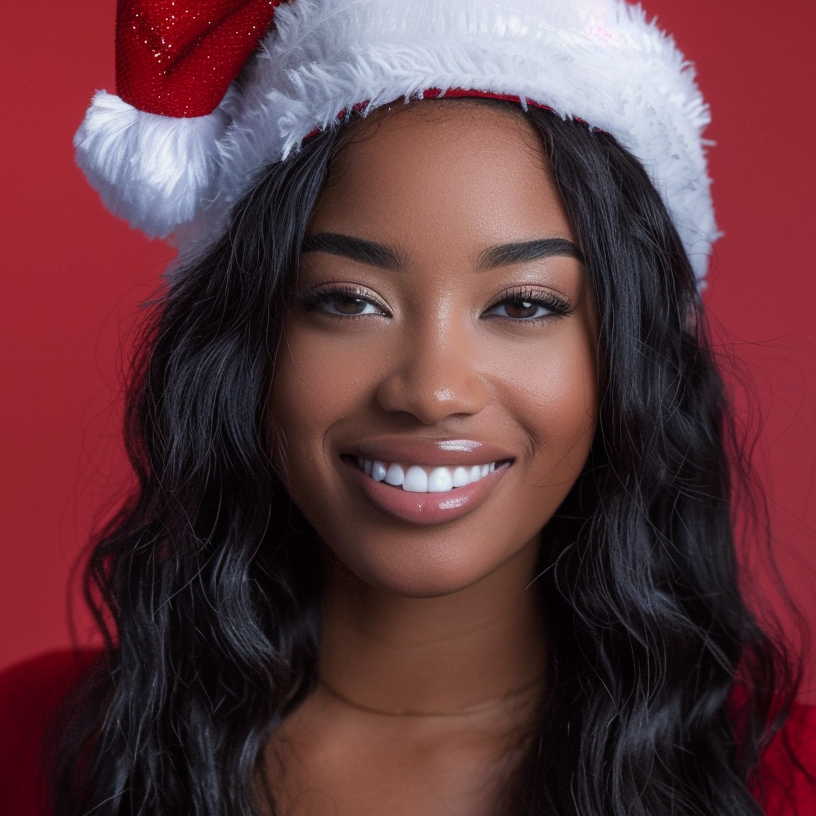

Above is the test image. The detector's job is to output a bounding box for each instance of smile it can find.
[356,457,504,493]
[340,440,515,525]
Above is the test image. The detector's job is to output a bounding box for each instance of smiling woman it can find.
[263,104,600,814]
[272,104,597,598]
[29,1,816,815]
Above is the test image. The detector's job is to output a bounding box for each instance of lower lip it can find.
[344,459,511,525]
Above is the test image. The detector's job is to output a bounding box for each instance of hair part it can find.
[48,102,801,816]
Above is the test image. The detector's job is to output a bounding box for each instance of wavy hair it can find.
[48,102,800,816]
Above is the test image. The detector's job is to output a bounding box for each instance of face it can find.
[270,102,597,598]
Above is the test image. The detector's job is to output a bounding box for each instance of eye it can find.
[484,288,571,321]
[321,292,382,316]
[298,284,389,318]
[489,298,552,320]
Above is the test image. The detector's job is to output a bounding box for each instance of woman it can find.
[35,0,816,813]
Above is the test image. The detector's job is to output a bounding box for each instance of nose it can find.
[375,321,489,425]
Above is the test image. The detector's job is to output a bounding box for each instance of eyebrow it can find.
[301,233,403,271]
[301,232,583,271]
[476,238,584,270]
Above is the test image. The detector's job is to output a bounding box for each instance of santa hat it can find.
[75,0,718,282]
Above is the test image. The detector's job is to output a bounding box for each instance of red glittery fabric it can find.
[115,0,279,117]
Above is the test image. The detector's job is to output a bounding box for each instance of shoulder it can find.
[0,650,100,816]
[757,701,816,816]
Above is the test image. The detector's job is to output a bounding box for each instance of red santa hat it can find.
[75,0,718,283]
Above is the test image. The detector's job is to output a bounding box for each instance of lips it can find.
[342,438,514,525]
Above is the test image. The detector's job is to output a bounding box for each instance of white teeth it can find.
[356,458,504,493]
[428,467,453,493]
[403,466,428,492]
[452,466,470,488]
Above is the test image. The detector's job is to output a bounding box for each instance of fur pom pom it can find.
[74,91,229,238]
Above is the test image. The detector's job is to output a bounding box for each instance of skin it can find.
[264,102,598,816]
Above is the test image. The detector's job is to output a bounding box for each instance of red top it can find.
[2,651,814,814]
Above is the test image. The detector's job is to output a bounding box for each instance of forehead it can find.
[308,101,574,249]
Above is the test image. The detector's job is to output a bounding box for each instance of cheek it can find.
[273,325,358,422]
[271,333,328,457]
[492,330,597,477]
[269,323,382,485]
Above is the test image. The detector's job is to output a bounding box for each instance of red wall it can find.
[1,1,814,700]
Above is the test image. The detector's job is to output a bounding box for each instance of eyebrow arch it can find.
[477,238,584,270]
[301,232,403,271]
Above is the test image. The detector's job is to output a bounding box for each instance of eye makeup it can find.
[483,285,571,321]
[295,282,391,318]
[295,282,572,322]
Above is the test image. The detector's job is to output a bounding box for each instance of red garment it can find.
[2,651,815,815]
[758,702,816,815]
[0,651,97,816]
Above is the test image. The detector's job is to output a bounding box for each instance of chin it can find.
[318,523,542,599]
[344,556,490,599]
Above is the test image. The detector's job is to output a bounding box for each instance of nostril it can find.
[374,367,489,424]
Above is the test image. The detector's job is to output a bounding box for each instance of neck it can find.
[318,543,546,718]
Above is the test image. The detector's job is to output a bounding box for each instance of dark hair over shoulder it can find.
[503,106,801,815]
[47,104,801,816]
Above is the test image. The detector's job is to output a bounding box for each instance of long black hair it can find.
[48,102,801,815]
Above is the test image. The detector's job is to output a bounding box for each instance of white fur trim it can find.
[74,90,230,238]
[76,0,719,281]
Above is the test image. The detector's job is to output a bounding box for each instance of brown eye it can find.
[488,298,552,320]
[328,294,376,315]
[503,299,541,319]
[306,288,387,317]
[484,289,571,321]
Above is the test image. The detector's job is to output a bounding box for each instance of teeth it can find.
[356,458,503,493]
[427,467,453,493]
[452,466,469,488]
[403,466,428,493]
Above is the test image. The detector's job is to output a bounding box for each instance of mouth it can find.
[339,438,515,524]
[340,452,513,525]
[351,456,511,493]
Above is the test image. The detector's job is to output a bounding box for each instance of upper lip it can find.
[346,437,515,467]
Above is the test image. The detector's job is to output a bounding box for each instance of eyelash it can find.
[297,284,571,321]
[484,286,571,321]
[297,284,391,318]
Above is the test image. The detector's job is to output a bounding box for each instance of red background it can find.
[1,2,814,700]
